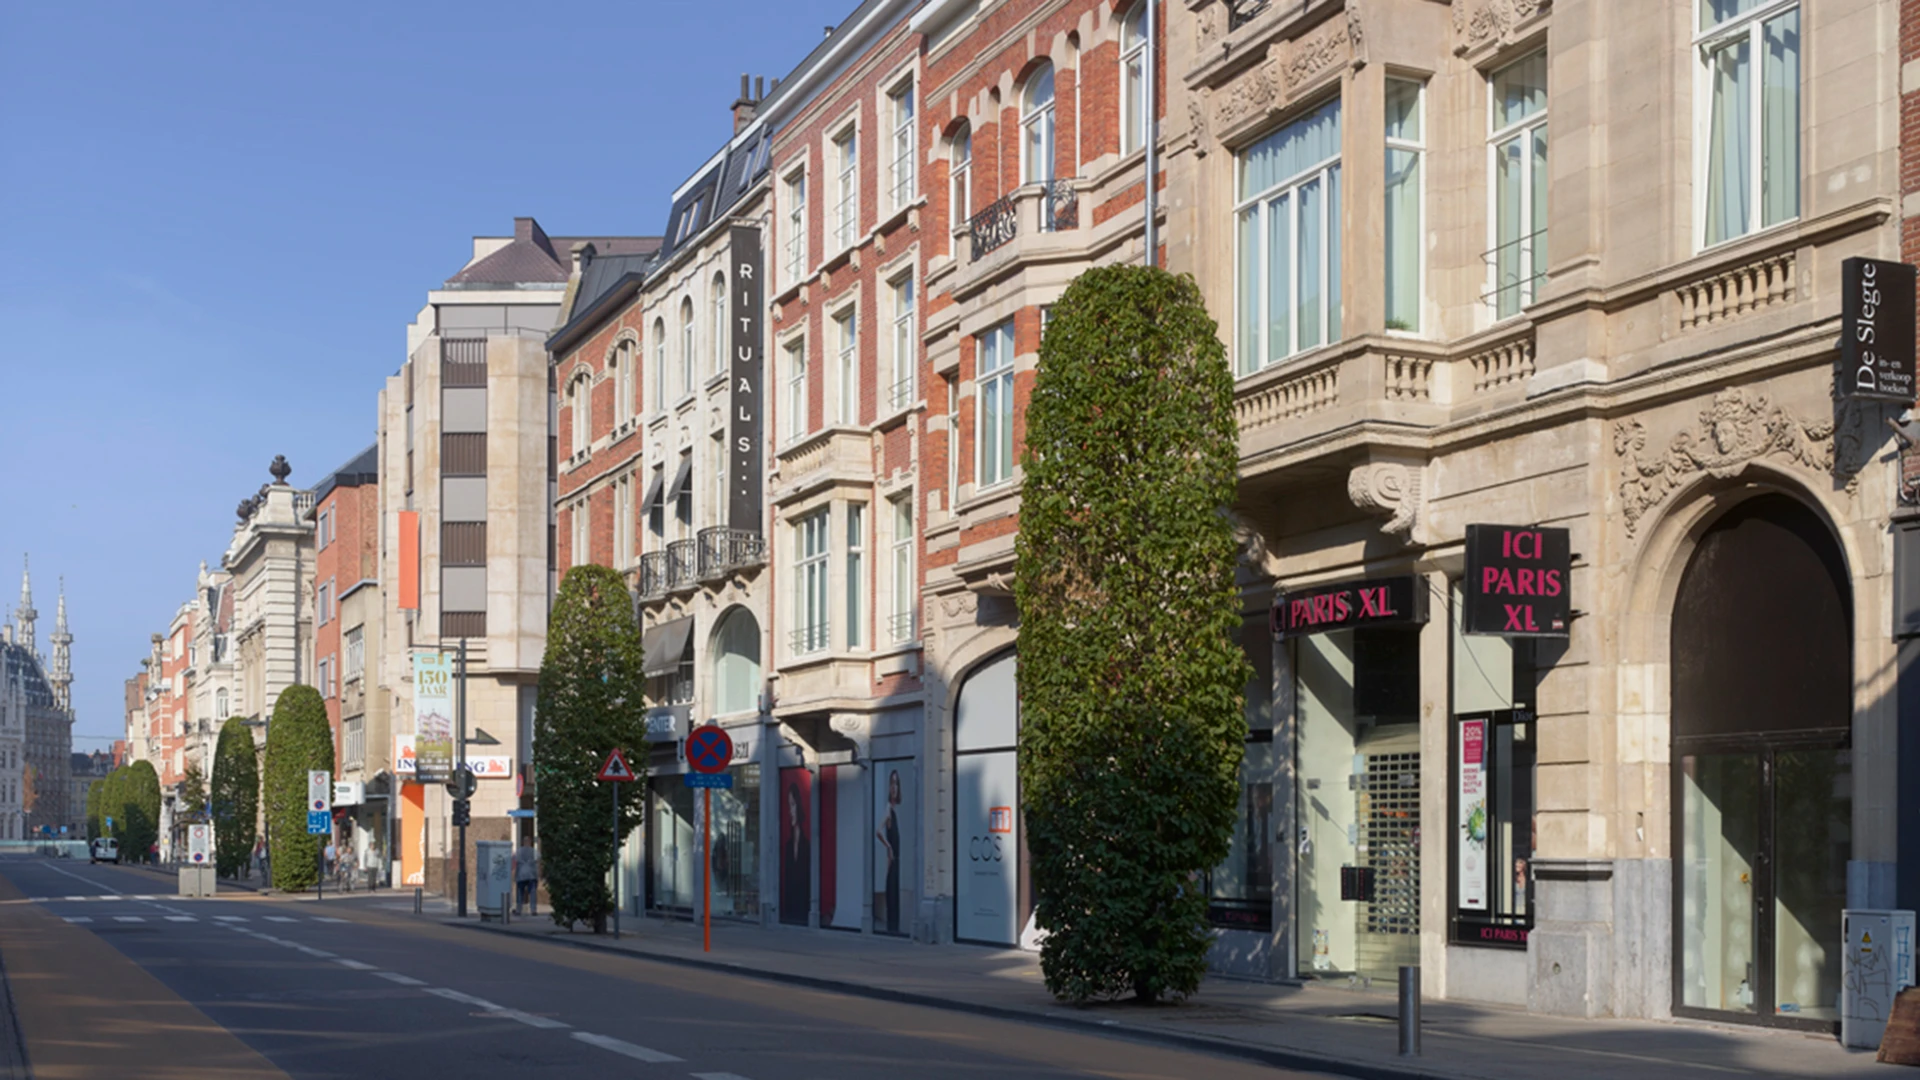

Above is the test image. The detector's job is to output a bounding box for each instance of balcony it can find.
[1227,0,1271,31]
[697,527,766,582]
[773,427,874,508]
[969,195,1016,260]
[637,552,668,602]
[788,623,829,656]
[886,609,917,644]
[967,180,1080,262]
[666,539,699,592]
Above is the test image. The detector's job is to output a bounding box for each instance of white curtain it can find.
[1705,37,1752,246]
[1237,209,1260,375]
[1761,10,1799,229]
[1385,148,1420,330]
[1266,195,1291,366]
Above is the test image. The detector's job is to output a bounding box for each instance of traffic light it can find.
[452,799,471,827]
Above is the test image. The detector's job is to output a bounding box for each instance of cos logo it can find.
[969,836,1004,862]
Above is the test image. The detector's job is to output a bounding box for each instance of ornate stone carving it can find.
[1187,90,1210,157]
[1281,14,1352,91]
[939,592,979,620]
[1613,389,1837,538]
[1348,461,1423,541]
[1196,2,1224,47]
[1454,0,1545,52]
[1346,1,1366,66]
[830,713,870,741]
[1227,511,1279,577]
[1213,55,1275,132]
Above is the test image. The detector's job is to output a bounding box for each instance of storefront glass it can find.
[1295,627,1421,985]
[955,651,1020,945]
[649,777,697,912]
[820,763,865,930]
[1449,583,1534,948]
[1209,613,1275,932]
[709,764,760,919]
[779,766,813,925]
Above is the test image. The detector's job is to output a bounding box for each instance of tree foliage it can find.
[178,762,208,821]
[94,762,163,862]
[1013,265,1252,1003]
[84,779,101,841]
[263,685,333,891]
[211,717,260,877]
[535,564,648,931]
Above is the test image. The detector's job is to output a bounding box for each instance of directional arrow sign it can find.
[596,748,636,783]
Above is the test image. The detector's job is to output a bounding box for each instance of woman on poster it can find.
[875,768,902,935]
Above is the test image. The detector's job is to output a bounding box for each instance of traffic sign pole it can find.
[611,780,620,941]
[703,786,712,953]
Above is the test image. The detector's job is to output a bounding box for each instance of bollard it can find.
[1398,965,1421,1057]
[413,887,423,915]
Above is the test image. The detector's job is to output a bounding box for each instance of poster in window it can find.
[778,767,811,925]
[1458,718,1488,912]
[818,763,863,930]
[872,761,916,936]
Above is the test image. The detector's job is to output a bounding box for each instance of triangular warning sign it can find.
[1864,931,1874,944]
[596,749,636,782]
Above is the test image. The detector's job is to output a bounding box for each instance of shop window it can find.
[1208,612,1276,932]
[652,763,760,918]
[820,762,865,930]
[872,760,916,935]
[712,608,761,716]
[1449,582,1535,948]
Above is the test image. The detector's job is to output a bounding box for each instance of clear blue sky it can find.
[0,1,854,748]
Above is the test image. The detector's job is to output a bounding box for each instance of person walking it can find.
[513,832,539,916]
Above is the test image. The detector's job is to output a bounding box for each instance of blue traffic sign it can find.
[685,725,733,774]
[307,811,331,835]
[684,772,733,789]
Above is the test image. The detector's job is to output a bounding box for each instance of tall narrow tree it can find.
[178,762,207,821]
[123,760,162,863]
[535,564,647,931]
[211,717,259,877]
[263,685,334,891]
[1014,265,1251,1003]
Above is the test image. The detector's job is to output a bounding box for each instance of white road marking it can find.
[165,916,197,923]
[113,916,144,923]
[41,863,121,894]
[213,916,246,922]
[572,1033,683,1064]
[333,959,377,970]
[375,972,425,986]
[422,988,569,1030]
[132,895,155,901]
[691,1074,754,1080]
[425,988,499,1009]
[63,896,83,902]
[62,916,91,924]
[295,946,336,958]
[264,916,297,923]
[312,916,349,923]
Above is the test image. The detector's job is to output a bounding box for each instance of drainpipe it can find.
[1143,0,1158,268]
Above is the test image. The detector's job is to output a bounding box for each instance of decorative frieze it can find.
[1454,0,1546,53]
[1613,389,1835,537]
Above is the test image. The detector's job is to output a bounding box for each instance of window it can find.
[846,503,866,650]
[976,321,1016,488]
[568,372,590,457]
[889,274,916,409]
[615,342,635,428]
[713,608,762,716]
[317,508,334,550]
[794,511,830,654]
[675,453,693,541]
[833,126,859,250]
[215,688,228,719]
[889,77,916,211]
[318,656,335,700]
[1022,63,1056,184]
[950,124,972,225]
[615,472,635,568]
[573,499,591,566]
[652,319,668,412]
[344,716,365,771]
[835,307,858,426]
[344,626,365,683]
[1698,0,1799,247]
[889,495,915,643]
[784,168,808,285]
[1121,3,1149,154]
[317,579,334,626]
[679,298,695,401]
[944,375,960,506]
[1385,78,1425,332]
[711,273,727,378]
[1449,583,1534,948]
[783,338,808,443]
[1488,53,1547,319]
[1235,97,1342,375]
[646,467,665,548]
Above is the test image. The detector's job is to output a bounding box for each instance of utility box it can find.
[475,840,512,919]
[1842,909,1916,1049]
[176,865,216,899]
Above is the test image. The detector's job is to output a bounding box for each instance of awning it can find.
[641,616,695,676]
[639,469,664,517]
[664,454,692,506]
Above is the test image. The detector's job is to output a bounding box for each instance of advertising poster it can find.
[778,767,812,926]
[871,761,916,936]
[1458,718,1488,911]
[955,750,1018,945]
[818,764,864,931]
[412,651,454,781]
[401,782,426,887]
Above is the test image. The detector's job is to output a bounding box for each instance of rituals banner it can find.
[728,225,765,532]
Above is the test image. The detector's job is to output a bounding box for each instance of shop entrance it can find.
[1671,495,1851,1030]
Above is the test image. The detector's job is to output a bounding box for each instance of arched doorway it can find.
[1671,494,1851,1028]
[954,650,1022,945]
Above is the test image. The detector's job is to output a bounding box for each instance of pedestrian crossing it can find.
[61,913,350,926]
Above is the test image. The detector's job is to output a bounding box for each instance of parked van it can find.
[89,838,119,865]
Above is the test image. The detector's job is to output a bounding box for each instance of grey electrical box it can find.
[1841,909,1916,1049]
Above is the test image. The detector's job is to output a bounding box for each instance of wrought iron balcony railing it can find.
[888,371,917,411]
[969,195,1017,260]
[637,552,668,601]
[886,610,917,644]
[789,623,830,656]
[697,527,766,581]
[1227,0,1272,31]
[666,539,699,591]
[1041,179,1078,234]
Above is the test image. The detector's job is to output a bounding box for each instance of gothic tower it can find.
[49,580,72,713]
[15,557,35,658]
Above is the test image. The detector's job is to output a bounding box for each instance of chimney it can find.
[732,73,759,135]
[571,241,596,275]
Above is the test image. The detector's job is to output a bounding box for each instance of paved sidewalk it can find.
[425,907,1896,1080]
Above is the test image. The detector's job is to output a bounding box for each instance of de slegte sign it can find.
[1842,256,1917,402]
[1271,575,1427,638]
[1463,524,1571,637]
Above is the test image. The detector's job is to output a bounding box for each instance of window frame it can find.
[889,494,915,643]
[783,336,809,445]
[710,273,727,379]
[651,318,669,413]
[846,502,866,651]
[833,123,860,252]
[794,509,831,655]
[1692,0,1801,250]
[572,498,591,566]
[834,304,858,426]
[975,320,1017,489]
[1120,2,1149,155]
[1233,96,1344,376]
[888,75,916,213]
[888,272,916,410]
[614,341,635,429]
[615,472,634,569]
[949,124,973,228]
[1384,76,1427,335]
[679,297,696,402]
[783,166,809,288]
[1485,51,1549,320]
[1021,62,1057,185]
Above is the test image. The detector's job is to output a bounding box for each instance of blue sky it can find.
[0,1,854,746]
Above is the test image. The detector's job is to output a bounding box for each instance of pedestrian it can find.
[324,840,338,887]
[513,831,538,916]
[250,838,263,880]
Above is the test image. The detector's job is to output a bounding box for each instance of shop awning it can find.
[638,469,664,517]
[641,616,695,676]
[664,454,692,506]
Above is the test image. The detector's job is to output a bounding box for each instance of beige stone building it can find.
[224,457,315,741]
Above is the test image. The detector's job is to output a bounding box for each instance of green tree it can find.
[84,779,101,841]
[178,762,207,821]
[211,718,259,878]
[122,761,162,863]
[263,685,333,891]
[535,564,647,931]
[1013,265,1252,1003]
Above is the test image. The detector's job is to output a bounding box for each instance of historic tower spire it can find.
[49,579,72,713]
[15,555,36,658]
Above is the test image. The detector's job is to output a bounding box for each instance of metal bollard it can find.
[413,887,423,915]
[1398,965,1421,1057]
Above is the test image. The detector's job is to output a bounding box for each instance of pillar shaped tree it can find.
[263,685,334,891]
[1013,265,1252,1003]
[211,717,259,877]
[535,564,647,932]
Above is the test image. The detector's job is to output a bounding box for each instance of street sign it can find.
[307,811,331,835]
[187,824,213,865]
[685,725,733,775]
[446,765,477,800]
[684,772,733,789]
[308,770,331,814]
[596,748,636,783]
[506,808,536,819]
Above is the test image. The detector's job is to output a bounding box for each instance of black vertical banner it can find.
[729,225,764,532]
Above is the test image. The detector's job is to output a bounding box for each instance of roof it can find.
[1,643,53,709]
[311,443,379,507]
[444,218,662,290]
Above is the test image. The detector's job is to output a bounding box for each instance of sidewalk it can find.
[427,909,1899,1080]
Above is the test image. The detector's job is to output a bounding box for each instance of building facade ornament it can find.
[1347,460,1423,541]
[1613,388,1836,537]
[1453,0,1545,53]
[1213,53,1276,132]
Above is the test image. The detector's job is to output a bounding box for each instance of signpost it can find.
[1841,257,1918,402]
[187,824,213,866]
[1462,524,1571,637]
[684,725,734,953]
[597,749,636,939]
[309,770,331,900]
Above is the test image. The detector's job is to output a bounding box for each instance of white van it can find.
[89,838,119,865]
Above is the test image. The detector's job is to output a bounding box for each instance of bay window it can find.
[1022,63,1056,184]
[889,495,914,643]
[1698,0,1799,247]
[1235,97,1342,376]
[1384,79,1424,333]
[846,503,866,651]
[1488,53,1547,319]
[794,510,830,655]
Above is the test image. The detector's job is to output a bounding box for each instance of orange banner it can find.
[401,782,426,887]
[398,510,419,611]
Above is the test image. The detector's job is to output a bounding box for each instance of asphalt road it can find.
[0,855,1325,1080]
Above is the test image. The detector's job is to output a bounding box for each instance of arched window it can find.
[568,371,591,457]
[949,123,972,224]
[1022,62,1056,184]
[614,341,635,427]
[651,318,667,412]
[680,297,696,398]
[712,608,762,716]
[215,688,228,719]
[1120,3,1149,154]
[710,273,727,378]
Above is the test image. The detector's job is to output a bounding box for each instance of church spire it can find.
[15,555,36,658]
[49,579,72,713]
